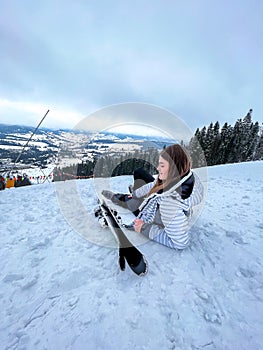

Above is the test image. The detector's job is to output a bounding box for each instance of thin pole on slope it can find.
[9,110,50,174]
[40,168,52,184]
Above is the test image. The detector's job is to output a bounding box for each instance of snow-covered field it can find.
[0,161,262,350]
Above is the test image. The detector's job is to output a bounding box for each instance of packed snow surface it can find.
[0,161,262,350]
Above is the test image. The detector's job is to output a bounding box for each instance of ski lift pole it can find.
[10,109,50,173]
[41,168,54,184]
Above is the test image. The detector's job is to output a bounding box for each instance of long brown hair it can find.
[147,144,192,196]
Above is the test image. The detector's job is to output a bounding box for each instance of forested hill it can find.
[189,109,263,167]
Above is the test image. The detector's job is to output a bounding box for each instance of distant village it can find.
[0,124,170,190]
[1,109,262,191]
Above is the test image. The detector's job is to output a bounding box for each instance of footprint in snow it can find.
[195,289,223,325]
[3,273,25,283]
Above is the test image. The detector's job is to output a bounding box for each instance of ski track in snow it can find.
[0,161,262,350]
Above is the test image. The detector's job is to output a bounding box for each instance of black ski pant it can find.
[112,167,155,215]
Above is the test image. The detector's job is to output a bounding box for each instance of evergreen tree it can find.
[199,126,207,151]
[94,157,104,177]
[217,122,233,164]
[228,118,243,163]
[188,134,206,168]
[240,109,253,162]
[210,121,221,165]
[105,155,114,177]
[247,121,259,160]
[204,122,215,165]
[254,125,263,160]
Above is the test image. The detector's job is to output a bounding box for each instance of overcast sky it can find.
[0,0,262,136]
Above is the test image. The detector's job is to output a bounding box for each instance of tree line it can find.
[188,109,263,167]
[53,148,160,181]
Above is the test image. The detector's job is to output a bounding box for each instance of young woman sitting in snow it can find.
[102,144,204,250]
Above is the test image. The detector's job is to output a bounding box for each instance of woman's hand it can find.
[134,218,145,233]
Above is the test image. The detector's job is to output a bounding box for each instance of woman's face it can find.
[157,156,169,181]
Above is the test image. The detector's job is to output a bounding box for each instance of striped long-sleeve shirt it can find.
[133,172,204,249]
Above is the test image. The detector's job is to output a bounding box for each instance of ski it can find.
[96,200,148,276]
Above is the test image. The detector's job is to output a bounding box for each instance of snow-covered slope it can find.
[0,161,262,350]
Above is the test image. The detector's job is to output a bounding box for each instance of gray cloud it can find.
[0,0,262,130]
